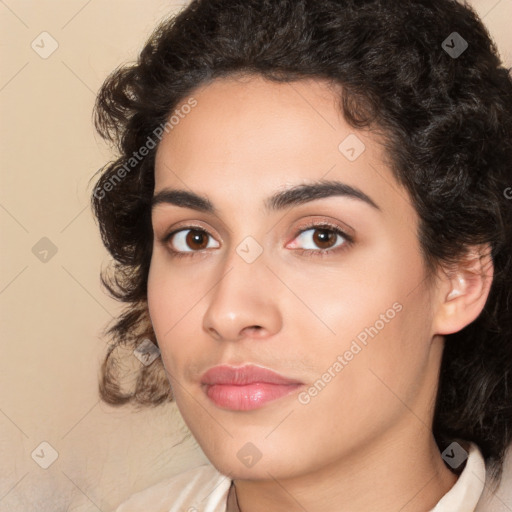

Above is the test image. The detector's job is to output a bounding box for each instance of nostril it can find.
[245,325,264,336]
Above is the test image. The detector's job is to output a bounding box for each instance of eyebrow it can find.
[151,179,380,214]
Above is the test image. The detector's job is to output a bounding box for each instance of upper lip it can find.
[201,364,303,386]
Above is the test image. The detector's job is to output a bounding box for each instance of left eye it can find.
[288,226,348,251]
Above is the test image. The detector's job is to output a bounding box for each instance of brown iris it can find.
[186,229,209,250]
[312,228,337,249]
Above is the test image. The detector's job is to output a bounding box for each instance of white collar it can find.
[429,441,486,512]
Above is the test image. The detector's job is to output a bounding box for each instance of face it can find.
[148,75,441,480]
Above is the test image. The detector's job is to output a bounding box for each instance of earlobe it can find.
[433,245,494,336]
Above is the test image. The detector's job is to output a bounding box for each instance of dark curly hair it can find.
[90,0,512,489]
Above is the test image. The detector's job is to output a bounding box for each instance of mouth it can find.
[200,364,304,411]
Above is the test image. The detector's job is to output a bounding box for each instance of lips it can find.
[201,364,302,386]
[201,364,303,411]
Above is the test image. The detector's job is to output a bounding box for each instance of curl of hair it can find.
[90,0,512,487]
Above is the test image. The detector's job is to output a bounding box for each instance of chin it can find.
[203,441,302,481]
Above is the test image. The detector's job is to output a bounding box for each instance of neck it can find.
[232,424,458,512]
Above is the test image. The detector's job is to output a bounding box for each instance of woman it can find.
[91,0,512,510]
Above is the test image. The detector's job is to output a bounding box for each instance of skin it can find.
[148,74,492,511]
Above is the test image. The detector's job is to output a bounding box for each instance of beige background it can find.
[1,1,511,511]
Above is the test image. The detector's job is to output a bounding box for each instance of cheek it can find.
[291,303,433,454]
[147,257,168,334]
[291,245,433,401]
[280,254,414,352]
[147,258,183,361]
[147,255,212,372]
[148,252,200,326]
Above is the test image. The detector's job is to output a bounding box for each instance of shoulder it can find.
[113,463,232,512]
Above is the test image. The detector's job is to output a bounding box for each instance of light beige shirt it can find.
[114,441,486,512]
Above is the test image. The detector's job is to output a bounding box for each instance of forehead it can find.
[153,75,410,223]
[156,75,345,169]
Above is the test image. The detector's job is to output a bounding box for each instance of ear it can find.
[432,244,494,336]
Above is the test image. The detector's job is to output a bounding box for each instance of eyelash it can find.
[161,221,354,259]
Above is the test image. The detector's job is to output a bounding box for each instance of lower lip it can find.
[203,382,302,411]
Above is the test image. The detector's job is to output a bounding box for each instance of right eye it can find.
[165,227,220,257]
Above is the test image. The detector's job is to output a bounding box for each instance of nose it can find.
[202,249,282,343]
